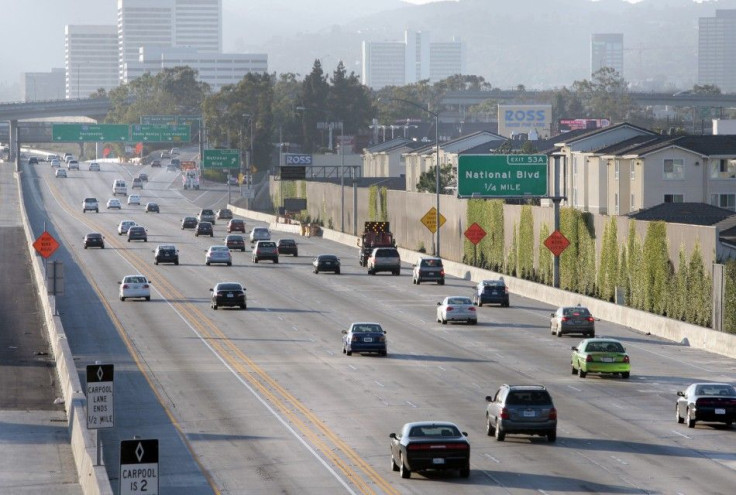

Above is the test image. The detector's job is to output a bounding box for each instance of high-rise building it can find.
[22,69,66,101]
[123,46,267,92]
[590,33,624,77]
[699,10,736,93]
[117,0,221,83]
[65,25,119,99]
[362,30,464,89]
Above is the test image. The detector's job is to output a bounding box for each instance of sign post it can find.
[87,364,114,466]
[120,439,159,495]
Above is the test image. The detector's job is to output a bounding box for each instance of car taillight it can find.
[586,355,593,362]
[440,269,445,276]
[143,284,149,288]
[351,336,360,342]
[378,336,386,342]
[122,284,129,289]
[407,443,468,450]
[504,287,509,294]
[446,306,454,311]
[500,407,510,419]
[623,355,630,363]
[468,307,476,312]
[549,407,557,420]
[561,317,569,322]
[586,317,594,322]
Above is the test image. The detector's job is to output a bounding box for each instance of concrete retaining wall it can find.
[16,172,113,495]
[232,204,736,360]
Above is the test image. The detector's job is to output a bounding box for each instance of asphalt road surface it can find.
[18,155,736,494]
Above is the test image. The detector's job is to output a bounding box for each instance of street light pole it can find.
[381,97,441,257]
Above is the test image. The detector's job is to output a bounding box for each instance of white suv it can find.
[249,227,271,244]
[82,197,99,213]
[367,247,401,276]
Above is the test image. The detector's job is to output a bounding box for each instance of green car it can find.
[571,338,630,379]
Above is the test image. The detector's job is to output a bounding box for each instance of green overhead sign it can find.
[140,115,177,126]
[457,154,548,198]
[203,149,240,169]
[131,125,190,142]
[52,124,129,142]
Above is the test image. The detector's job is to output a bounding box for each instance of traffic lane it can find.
[34,170,382,493]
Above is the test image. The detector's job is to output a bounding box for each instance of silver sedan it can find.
[205,245,232,266]
[436,296,478,325]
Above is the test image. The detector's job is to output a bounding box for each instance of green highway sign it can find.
[131,125,190,142]
[52,124,129,142]
[141,115,177,125]
[457,154,548,198]
[203,149,240,169]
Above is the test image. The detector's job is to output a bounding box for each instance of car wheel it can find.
[368,269,374,275]
[557,329,562,337]
[547,430,557,442]
[495,425,505,441]
[254,258,258,263]
[240,304,246,310]
[154,260,158,265]
[227,262,232,266]
[274,259,279,264]
[391,454,399,472]
[621,372,630,379]
[486,415,495,436]
[206,262,210,266]
[120,297,125,301]
[346,348,352,356]
[478,300,483,307]
[415,279,420,285]
[438,280,445,285]
[687,408,696,428]
[399,454,411,479]
[241,248,245,252]
[145,296,150,301]
[174,261,179,265]
[393,270,399,276]
[460,464,470,478]
[127,239,130,242]
[314,268,318,274]
[380,350,387,357]
[571,364,578,375]
[579,369,587,378]
[212,304,217,310]
[441,318,447,325]
[195,233,199,237]
[676,406,684,424]
[335,269,340,275]
[84,246,88,249]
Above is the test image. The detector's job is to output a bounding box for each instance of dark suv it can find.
[474,279,510,307]
[485,385,557,442]
[412,257,444,285]
[195,221,214,237]
[153,244,179,265]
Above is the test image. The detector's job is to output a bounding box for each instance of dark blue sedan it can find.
[342,322,387,356]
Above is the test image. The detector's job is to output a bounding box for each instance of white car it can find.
[118,274,151,301]
[436,296,478,325]
[55,168,67,178]
[249,227,271,243]
[117,220,136,235]
[205,245,232,266]
[50,159,61,168]
[68,160,80,170]
[89,162,100,171]
[127,194,141,205]
[106,198,122,209]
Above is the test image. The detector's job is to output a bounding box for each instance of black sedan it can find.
[676,382,736,428]
[83,232,105,249]
[181,216,198,230]
[390,421,470,479]
[210,282,246,310]
[145,202,160,213]
[313,254,340,274]
[225,234,246,252]
[127,226,148,242]
[195,222,213,237]
[277,238,298,256]
[342,322,387,356]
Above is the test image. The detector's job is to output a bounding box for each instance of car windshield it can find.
[125,276,146,284]
[87,234,102,239]
[421,259,442,267]
[227,235,243,241]
[201,210,214,215]
[409,425,460,437]
[280,240,295,246]
[210,246,228,252]
[352,324,382,333]
[376,249,398,257]
[448,297,472,305]
[259,242,276,248]
[319,255,337,261]
[695,385,736,396]
[506,390,552,405]
[564,307,591,317]
[584,341,624,353]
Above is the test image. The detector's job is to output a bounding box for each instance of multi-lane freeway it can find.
[20,156,736,494]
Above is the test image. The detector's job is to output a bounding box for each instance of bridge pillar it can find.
[9,119,17,161]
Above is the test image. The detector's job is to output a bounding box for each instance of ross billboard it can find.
[558,118,611,132]
[497,104,552,139]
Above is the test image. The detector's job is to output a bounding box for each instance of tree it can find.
[327,61,375,142]
[271,72,303,153]
[299,60,330,152]
[572,67,633,122]
[416,164,453,194]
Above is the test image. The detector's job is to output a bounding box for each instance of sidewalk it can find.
[0,160,83,494]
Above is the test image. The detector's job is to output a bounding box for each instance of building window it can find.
[663,159,684,180]
[711,193,736,211]
[572,187,578,207]
[664,194,684,203]
[630,163,636,180]
[710,158,736,179]
[614,160,619,180]
[573,156,578,176]
[614,193,619,214]
[631,194,635,210]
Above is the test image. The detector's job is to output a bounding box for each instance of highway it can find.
[21,156,736,494]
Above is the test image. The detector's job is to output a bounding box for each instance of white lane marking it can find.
[672,430,691,439]
[375,381,384,387]
[567,385,582,392]
[483,453,501,463]
[406,401,417,408]
[438,366,446,371]
[610,455,629,466]
[348,364,357,371]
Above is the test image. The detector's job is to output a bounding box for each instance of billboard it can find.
[497,104,552,139]
[558,118,611,132]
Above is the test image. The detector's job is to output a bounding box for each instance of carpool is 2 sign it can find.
[457,154,548,198]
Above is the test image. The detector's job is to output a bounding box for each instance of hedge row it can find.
[464,201,716,330]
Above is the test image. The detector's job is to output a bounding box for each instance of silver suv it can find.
[367,247,400,275]
[252,241,278,263]
[412,257,444,285]
[197,209,216,225]
[485,384,557,442]
[82,197,99,213]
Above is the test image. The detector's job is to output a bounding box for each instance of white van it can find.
[113,179,128,196]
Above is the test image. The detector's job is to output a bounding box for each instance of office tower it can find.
[362,41,407,89]
[22,69,66,101]
[65,25,119,99]
[591,33,624,77]
[699,10,736,92]
[430,38,464,82]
